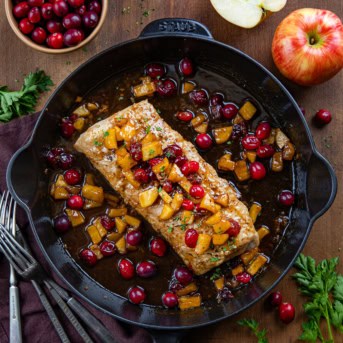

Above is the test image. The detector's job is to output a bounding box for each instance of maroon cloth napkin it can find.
[0,114,152,343]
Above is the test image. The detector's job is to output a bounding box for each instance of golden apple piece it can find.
[178,295,201,311]
[195,234,212,254]
[159,204,175,220]
[199,194,218,213]
[205,211,222,225]
[218,154,235,172]
[142,141,163,161]
[214,277,225,290]
[115,217,127,233]
[108,207,128,217]
[82,184,104,203]
[232,264,244,276]
[139,187,159,207]
[171,193,184,211]
[159,189,173,204]
[175,282,198,296]
[87,225,102,244]
[241,247,259,265]
[257,225,270,240]
[249,203,262,224]
[65,209,85,227]
[213,126,233,144]
[168,164,183,183]
[115,236,127,254]
[194,122,209,134]
[124,215,141,228]
[104,128,117,150]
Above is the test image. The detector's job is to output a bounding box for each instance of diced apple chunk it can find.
[93,218,107,238]
[104,128,117,150]
[176,282,198,296]
[213,126,233,144]
[152,157,170,175]
[205,211,222,225]
[246,254,268,275]
[51,186,69,200]
[271,152,283,172]
[199,194,218,213]
[107,232,123,242]
[108,207,128,217]
[73,104,90,117]
[159,204,175,220]
[194,122,209,134]
[182,81,196,94]
[65,209,85,227]
[73,117,86,131]
[115,217,127,233]
[171,193,184,211]
[178,295,201,311]
[245,151,257,163]
[139,187,159,207]
[214,277,225,290]
[113,115,128,127]
[282,141,295,160]
[90,244,103,260]
[234,160,250,181]
[115,236,127,254]
[180,211,194,225]
[142,141,163,161]
[232,264,244,276]
[83,199,102,210]
[133,76,157,98]
[257,226,270,240]
[87,225,102,244]
[249,203,262,224]
[214,194,229,207]
[241,247,259,265]
[275,128,289,149]
[179,178,192,193]
[122,170,141,189]
[82,184,104,203]
[120,124,137,142]
[191,114,206,128]
[213,221,230,234]
[168,164,183,183]
[212,234,229,245]
[117,152,137,171]
[218,154,235,172]
[142,132,157,144]
[195,234,212,254]
[159,189,172,204]
[124,215,141,228]
[239,101,257,120]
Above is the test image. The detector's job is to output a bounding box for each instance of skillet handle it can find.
[306,151,337,219]
[140,18,213,39]
[149,329,187,343]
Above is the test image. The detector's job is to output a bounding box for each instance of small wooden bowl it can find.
[5,0,108,54]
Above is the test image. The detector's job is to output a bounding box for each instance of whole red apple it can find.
[272,8,343,86]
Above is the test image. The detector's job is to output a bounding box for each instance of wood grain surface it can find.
[1,1,342,342]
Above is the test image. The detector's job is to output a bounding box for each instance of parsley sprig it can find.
[237,319,268,343]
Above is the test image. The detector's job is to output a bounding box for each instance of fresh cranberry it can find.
[58,152,74,169]
[156,79,177,97]
[53,214,71,233]
[67,0,84,7]
[222,103,238,119]
[232,122,247,140]
[63,13,82,29]
[136,261,157,278]
[67,195,83,210]
[88,0,101,14]
[118,258,135,279]
[64,169,81,185]
[19,18,34,34]
[63,29,83,47]
[187,173,202,185]
[242,135,261,150]
[174,266,193,285]
[41,3,54,20]
[195,133,213,150]
[75,4,86,15]
[269,291,283,307]
[148,158,163,168]
[47,33,64,49]
[31,27,47,44]
[279,302,295,324]
[80,249,97,266]
[185,229,199,248]
[182,199,194,211]
[236,272,252,284]
[169,281,183,293]
[210,94,224,106]
[163,144,183,162]
[256,145,275,158]
[150,237,167,257]
[53,0,69,17]
[189,185,205,199]
[176,111,193,122]
[175,156,187,168]
[128,286,146,304]
[255,122,271,140]
[162,292,178,308]
[145,63,166,79]
[278,190,295,207]
[82,11,99,28]
[28,0,44,6]
[28,7,41,24]
[189,89,208,106]
[129,142,143,161]
[47,20,63,33]
[163,181,173,193]
[13,2,30,18]
[134,168,149,183]
[227,219,241,237]
[218,287,234,302]
[179,57,194,76]
[315,109,332,125]
[126,230,143,246]
[100,216,116,231]
[249,162,266,180]
[99,241,116,256]
[181,161,199,176]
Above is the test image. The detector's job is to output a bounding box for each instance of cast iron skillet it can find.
[6,18,337,340]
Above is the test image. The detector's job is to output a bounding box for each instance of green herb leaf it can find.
[103,131,109,137]
[156,126,162,131]
[94,140,103,146]
[210,257,219,262]
[167,226,173,233]
[237,319,268,343]
[210,268,222,281]
[146,125,151,134]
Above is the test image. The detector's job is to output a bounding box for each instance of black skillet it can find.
[6,19,337,341]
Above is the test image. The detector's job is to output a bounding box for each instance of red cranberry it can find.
[175,156,187,168]
[164,144,183,162]
[99,241,116,256]
[46,147,64,167]
[162,292,178,308]
[249,162,266,180]
[195,203,208,216]
[189,185,205,199]
[169,281,183,293]
[67,195,83,210]
[176,111,193,122]
[100,216,116,231]
[222,103,238,119]
[255,122,271,140]
[181,161,199,176]
[227,219,241,237]
[53,0,69,17]
[148,157,163,167]
[28,0,44,6]
[156,79,177,97]
[232,122,247,140]
[129,142,142,161]
[47,20,63,33]
[128,286,146,304]
[88,0,101,14]
[182,199,194,211]
[195,133,213,150]
[279,302,295,324]
[146,166,157,181]
[19,18,34,34]
[145,63,165,79]
[163,181,173,193]
[126,230,143,246]
[13,2,30,18]
[278,190,295,207]
[75,4,86,15]
[53,214,71,233]
[210,94,224,106]
[236,272,252,284]
[136,261,157,278]
[83,11,99,28]
[189,89,208,106]
[64,169,81,185]
[242,135,261,150]
[63,13,82,29]
[185,229,199,248]
[179,57,194,76]
[28,7,41,24]
[315,109,332,125]
[174,266,193,285]
[256,145,275,158]
[269,291,283,307]
[63,29,83,47]
[150,237,167,257]
[67,0,84,7]
[41,3,54,20]
[47,33,64,49]
[218,287,234,302]
[134,168,149,183]
[118,258,135,279]
[80,249,97,266]
[59,152,74,169]
[31,27,47,44]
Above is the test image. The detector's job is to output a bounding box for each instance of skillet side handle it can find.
[139,18,213,39]
[306,152,337,219]
[149,329,187,343]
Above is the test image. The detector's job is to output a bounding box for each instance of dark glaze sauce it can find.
[49,64,293,307]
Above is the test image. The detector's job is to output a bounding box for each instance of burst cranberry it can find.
[63,13,82,29]
[46,149,62,167]
[156,79,177,97]
[176,111,193,122]
[13,2,30,18]
[189,185,205,199]
[249,162,266,180]
[255,122,271,140]
[88,0,101,14]
[53,0,69,17]
[269,291,283,307]
[232,122,247,140]
[195,203,207,215]
[179,57,194,76]
[99,241,116,256]
[150,237,167,257]
[162,292,178,308]
[31,27,47,44]
[169,281,183,293]
[145,63,165,79]
[185,229,199,248]
[67,195,83,210]
[227,219,241,237]
[63,29,83,47]
[175,156,187,168]
[67,0,84,7]
[136,261,157,278]
[28,0,44,6]
[163,181,173,193]
[218,287,234,302]
[164,144,183,162]
[195,133,213,150]
[278,190,295,207]
[134,168,149,183]
[257,145,275,158]
[146,166,157,181]
[236,272,251,284]
[242,135,261,150]
[47,20,63,33]
[59,153,74,169]
[75,4,86,15]
[210,94,224,106]
[182,199,194,211]
[47,33,64,49]
[126,230,143,246]
[315,109,332,125]
[279,302,295,324]
[189,89,208,106]
[53,214,71,233]
[187,173,202,185]
[100,216,116,231]
[82,11,99,28]
[222,103,238,119]
[181,161,199,176]
[174,266,193,285]
[19,18,34,34]
[41,3,54,20]
[28,7,41,24]
[80,249,97,266]
[128,286,146,304]
[129,142,142,161]
[64,169,81,185]
[118,258,135,279]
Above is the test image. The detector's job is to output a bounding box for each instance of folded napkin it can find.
[0,114,152,343]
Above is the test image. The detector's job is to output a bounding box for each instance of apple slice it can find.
[210,0,287,29]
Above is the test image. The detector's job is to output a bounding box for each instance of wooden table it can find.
[1,0,342,341]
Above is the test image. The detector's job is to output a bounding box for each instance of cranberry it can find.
[129,142,143,161]
[249,162,266,180]
[222,103,238,119]
[181,161,199,176]
[179,57,194,76]
[189,185,205,199]
[279,302,295,324]
[195,133,213,150]
[278,190,295,207]
[210,94,224,106]
[46,147,64,167]
[47,33,64,49]
[28,0,44,6]
[63,13,82,29]
[67,0,84,7]
[64,169,81,185]
[88,0,101,14]
[145,63,165,79]
[13,2,30,18]
[256,144,275,158]
[194,203,208,215]
[148,157,163,167]
[175,156,187,168]
[185,229,199,248]
[189,89,208,106]
[163,181,173,193]
[31,27,47,44]
[99,241,116,256]
[242,135,261,150]
[218,287,234,302]
[63,29,83,47]
[236,272,252,284]
[67,195,83,210]
[187,173,202,185]
[136,261,157,278]
[28,7,41,24]
[128,286,146,304]
[227,219,241,237]
[163,144,183,162]
[146,166,157,181]
[53,214,71,233]
[182,199,194,211]
[19,18,34,34]
[174,266,193,285]
[269,291,283,307]
[126,230,143,246]
[100,216,116,231]
[134,168,149,183]
[156,79,177,97]
[232,122,247,140]
[80,249,97,266]
[162,292,178,308]
[47,20,63,33]
[82,11,99,28]
[169,281,183,293]
[255,122,271,140]
[58,152,74,169]
[53,0,69,17]
[315,109,332,125]
[118,258,135,279]
[75,4,86,15]
[150,237,167,257]
[41,3,54,20]
[176,111,193,122]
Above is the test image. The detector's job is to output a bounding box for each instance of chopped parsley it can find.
[158,186,162,193]
[210,257,220,262]
[156,108,161,114]
[160,166,166,173]
[156,126,162,131]
[168,226,173,233]
[180,223,187,231]
[94,140,102,147]
[103,131,109,137]
[116,115,123,121]
[210,267,222,281]
[148,149,155,156]
[165,151,172,158]
[227,141,232,145]
[142,10,150,17]
[146,125,151,134]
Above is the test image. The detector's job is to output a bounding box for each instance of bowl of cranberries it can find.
[5,0,108,53]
